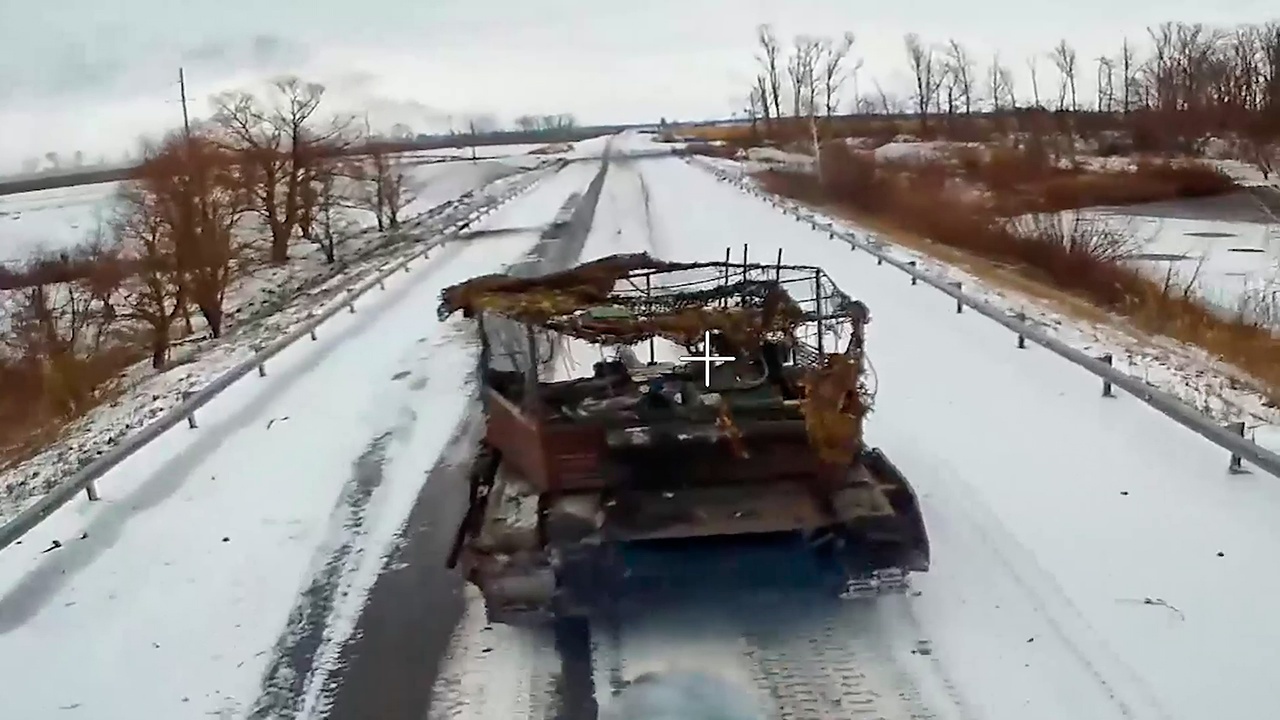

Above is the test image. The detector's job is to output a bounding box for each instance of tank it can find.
[439,251,930,626]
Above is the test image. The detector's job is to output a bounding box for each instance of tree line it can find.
[743,21,1280,167]
[0,76,424,452]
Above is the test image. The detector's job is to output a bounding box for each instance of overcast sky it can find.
[0,0,1276,172]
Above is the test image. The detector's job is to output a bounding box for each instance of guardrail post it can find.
[84,481,100,501]
[1015,313,1027,348]
[254,343,267,377]
[1228,421,1248,474]
[1099,353,1115,397]
[951,281,963,312]
[182,391,198,429]
[346,288,357,314]
[907,261,918,284]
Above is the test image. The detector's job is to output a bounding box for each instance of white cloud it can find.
[0,0,1276,171]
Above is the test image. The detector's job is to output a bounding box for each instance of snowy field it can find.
[0,181,119,262]
[0,159,602,720]
[1098,204,1280,325]
[0,156,551,266]
[399,142,561,161]
[5,131,1280,720]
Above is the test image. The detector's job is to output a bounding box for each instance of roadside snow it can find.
[705,157,1280,453]
[641,156,1280,719]
[0,164,551,523]
[0,159,611,719]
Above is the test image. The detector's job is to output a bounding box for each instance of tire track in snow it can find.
[244,189,594,717]
[597,584,949,720]
[912,456,1174,720]
[674,155,1179,720]
[248,429,401,719]
[318,158,612,720]
[426,586,560,720]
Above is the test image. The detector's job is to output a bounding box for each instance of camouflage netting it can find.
[439,253,808,349]
[438,252,876,463]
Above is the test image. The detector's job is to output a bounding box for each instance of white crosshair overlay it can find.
[680,330,736,386]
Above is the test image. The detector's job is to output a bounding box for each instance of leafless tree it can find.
[871,80,907,114]
[211,77,352,265]
[468,114,501,133]
[1120,38,1139,112]
[299,161,360,263]
[366,151,415,232]
[1050,40,1079,110]
[2,245,118,413]
[1096,55,1117,111]
[905,34,943,129]
[946,39,976,113]
[787,36,822,117]
[988,53,1015,110]
[753,74,773,134]
[746,83,768,135]
[819,33,856,118]
[132,132,249,338]
[756,24,785,122]
[111,185,181,368]
[1027,56,1042,107]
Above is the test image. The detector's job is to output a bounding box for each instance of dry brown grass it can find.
[0,344,144,471]
[946,145,1238,214]
[757,145,1280,402]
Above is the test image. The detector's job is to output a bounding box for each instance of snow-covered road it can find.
[434,143,1280,720]
[625,154,1280,720]
[5,133,1280,720]
[0,160,601,720]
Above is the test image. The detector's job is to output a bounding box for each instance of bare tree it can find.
[300,161,360,263]
[757,24,785,123]
[368,152,414,232]
[1027,56,1042,107]
[133,132,248,338]
[746,83,766,136]
[946,39,976,113]
[819,33,856,118]
[988,53,1014,110]
[753,74,773,134]
[1096,55,1117,111]
[111,185,182,368]
[1050,40,1079,110]
[905,34,943,130]
[787,36,823,118]
[1120,38,1138,111]
[467,114,501,133]
[211,77,351,265]
[2,246,117,413]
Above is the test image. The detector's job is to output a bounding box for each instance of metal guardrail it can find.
[0,167,556,552]
[690,156,1280,479]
